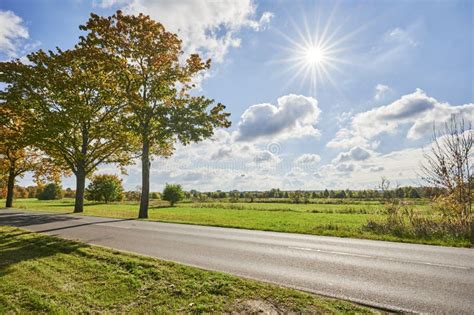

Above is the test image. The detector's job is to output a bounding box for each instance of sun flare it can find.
[273,9,356,96]
[304,46,327,65]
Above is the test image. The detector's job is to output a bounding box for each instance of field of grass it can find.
[0,226,373,313]
[7,198,470,247]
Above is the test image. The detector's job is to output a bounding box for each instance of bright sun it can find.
[305,46,326,65]
[274,9,354,96]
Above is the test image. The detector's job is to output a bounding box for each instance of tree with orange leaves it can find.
[79,11,231,218]
[0,105,62,207]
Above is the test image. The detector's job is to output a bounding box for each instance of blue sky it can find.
[1,0,473,191]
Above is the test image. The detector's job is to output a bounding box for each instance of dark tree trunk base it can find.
[74,170,86,213]
[138,140,150,219]
[5,169,15,208]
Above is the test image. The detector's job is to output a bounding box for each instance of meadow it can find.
[0,226,373,313]
[10,197,470,247]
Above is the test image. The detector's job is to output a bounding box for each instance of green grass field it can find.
[0,226,374,313]
[7,198,470,247]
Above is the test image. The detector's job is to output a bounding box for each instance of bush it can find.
[85,174,123,203]
[37,183,63,200]
[124,190,141,201]
[64,188,75,198]
[364,198,473,243]
[162,184,184,206]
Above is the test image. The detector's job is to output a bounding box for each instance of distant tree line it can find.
[1,183,445,203]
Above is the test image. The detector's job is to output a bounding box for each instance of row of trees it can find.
[0,11,230,218]
[186,186,432,201]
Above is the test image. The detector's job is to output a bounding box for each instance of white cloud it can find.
[294,154,321,164]
[235,94,321,142]
[329,89,474,150]
[336,111,353,126]
[367,24,420,68]
[333,146,372,164]
[327,128,379,149]
[374,84,390,100]
[386,27,417,47]
[369,166,384,172]
[335,163,355,173]
[0,10,29,58]
[99,0,272,63]
[294,154,321,173]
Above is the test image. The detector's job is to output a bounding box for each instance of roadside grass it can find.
[0,226,374,314]
[8,198,470,247]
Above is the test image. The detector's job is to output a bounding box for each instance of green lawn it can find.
[8,198,470,247]
[0,226,374,314]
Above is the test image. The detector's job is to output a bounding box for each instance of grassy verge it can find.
[9,198,470,247]
[0,226,374,314]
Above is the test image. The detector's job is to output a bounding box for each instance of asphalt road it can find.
[1,209,473,313]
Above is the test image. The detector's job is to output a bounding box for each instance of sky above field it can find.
[1,0,473,191]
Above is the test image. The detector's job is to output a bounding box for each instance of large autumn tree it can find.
[0,47,135,212]
[79,11,231,218]
[0,104,61,207]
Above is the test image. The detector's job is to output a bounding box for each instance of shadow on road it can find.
[0,211,135,234]
[35,218,134,234]
[0,211,81,227]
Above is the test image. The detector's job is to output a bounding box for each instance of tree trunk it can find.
[5,167,15,208]
[139,139,150,219]
[74,168,86,213]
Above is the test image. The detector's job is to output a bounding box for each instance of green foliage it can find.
[289,191,309,204]
[85,174,124,203]
[364,197,473,244]
[124,190,141,201]
[37,183,63,200]
[78,11,231,217]
[1,43,135,213]
[162,184,184,206]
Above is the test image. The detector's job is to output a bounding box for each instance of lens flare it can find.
[272,7,361,96]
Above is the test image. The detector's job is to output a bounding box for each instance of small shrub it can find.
[85,174,124,203]
[37,183,63,200]
[124,190,141,201]
[162,184,184,206]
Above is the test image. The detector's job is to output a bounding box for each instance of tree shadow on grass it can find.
[149,205,174,210]
[0,227,88,277]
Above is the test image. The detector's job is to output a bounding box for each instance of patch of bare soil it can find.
[230,299,294,314]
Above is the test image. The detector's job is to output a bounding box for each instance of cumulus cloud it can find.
[336,163,355,173]
[294,154,321,164]
[353,89,438,138]
[254,151,280,164]
[369,166,384,172]
[0,10,29,58]
[327,128,379,149]
[211,147,233,160]
[97,0,272,63]
[333,146,372,163]
[336,111,353,126]
[235,94,321,142]
[329,89,474,150]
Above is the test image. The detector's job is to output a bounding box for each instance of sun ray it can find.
[272,4,365,96]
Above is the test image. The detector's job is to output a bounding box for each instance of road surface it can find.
[1,209,473,313]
